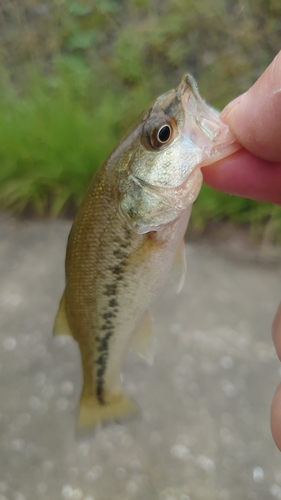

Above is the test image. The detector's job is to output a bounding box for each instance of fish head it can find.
[115,75,240,234]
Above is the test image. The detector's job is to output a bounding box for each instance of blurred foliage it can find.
[0,0,280,239]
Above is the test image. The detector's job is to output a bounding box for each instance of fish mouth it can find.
[178,74,241,163]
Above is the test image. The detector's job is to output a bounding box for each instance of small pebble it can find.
[170,444,190,461]
[78,442,90,457]
[197,455,216,472]
[221,381,237,398]
[2,292,22,307]
[126,480,138,495]
[85,465,102,483]
[60,381,74,397]
[61,485,73,500]
[10,439,25,452]
[270,484,281,499]
[72,489,83,500]
[14,493,26,500]
[220,356,234,369]
[54,336,72,348]
[253,466,264,483]
[193,330,206,342]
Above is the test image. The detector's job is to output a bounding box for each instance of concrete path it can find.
[0,217,281,500]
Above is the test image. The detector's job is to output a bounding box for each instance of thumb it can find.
[221,51,281,163]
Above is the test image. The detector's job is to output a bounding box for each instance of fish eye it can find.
[157,124,171,144]
[147,120,175,149]
[141,116,176,150]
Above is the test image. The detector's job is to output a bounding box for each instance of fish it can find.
[54,75,240,431]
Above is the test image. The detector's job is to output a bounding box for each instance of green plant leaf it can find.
[67,2,93,16]
[67,31,96,50]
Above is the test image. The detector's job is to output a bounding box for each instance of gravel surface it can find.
[0,216,281,500]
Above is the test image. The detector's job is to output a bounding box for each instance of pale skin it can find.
[202,50,281,449]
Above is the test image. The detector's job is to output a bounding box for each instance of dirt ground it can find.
[0,216,281,500]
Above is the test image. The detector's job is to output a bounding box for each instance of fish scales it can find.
[54,75,240,431]
[65,165,190,409]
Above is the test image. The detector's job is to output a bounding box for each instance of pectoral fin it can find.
[130,312,154,365]
[171,239,186,294]
[53,293,72,337]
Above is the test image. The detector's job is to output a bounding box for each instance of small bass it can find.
[54,75,239,430]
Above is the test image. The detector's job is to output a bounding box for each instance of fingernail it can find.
[220,92,247,120]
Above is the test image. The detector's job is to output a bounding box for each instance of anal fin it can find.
[53,293,72,337]
[130,312,154,365]
[171,239,186,294]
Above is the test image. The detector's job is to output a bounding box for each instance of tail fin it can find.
[77,390,138,433]
[53,293,73,337]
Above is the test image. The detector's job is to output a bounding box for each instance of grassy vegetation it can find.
[0,0,281,239]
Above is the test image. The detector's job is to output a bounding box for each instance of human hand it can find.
[202,50,281,449]
[203,50,281,205]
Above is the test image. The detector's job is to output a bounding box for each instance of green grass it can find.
[0,0,281,241]
[0,58,151,215]
[193,186,281,242]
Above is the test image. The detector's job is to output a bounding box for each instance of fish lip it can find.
[178,74,241,160]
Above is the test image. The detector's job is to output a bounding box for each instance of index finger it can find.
[220,51,281,163]
[203,149,281,205]
[203,51,281,202]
